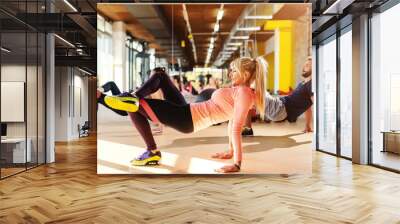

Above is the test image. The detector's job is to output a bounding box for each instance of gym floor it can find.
[97,113,312,174]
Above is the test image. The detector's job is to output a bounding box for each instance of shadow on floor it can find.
[159,133,311,153]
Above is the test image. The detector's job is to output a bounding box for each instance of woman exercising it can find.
[102,57,267,173]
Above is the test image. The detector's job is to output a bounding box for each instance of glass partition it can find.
[1,20,28,178]
[0,0,46,179]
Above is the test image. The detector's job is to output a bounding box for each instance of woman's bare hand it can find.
[215,164,240,173]
[211,151,233,159]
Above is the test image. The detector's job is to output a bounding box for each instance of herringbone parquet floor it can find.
[1,135,400,223]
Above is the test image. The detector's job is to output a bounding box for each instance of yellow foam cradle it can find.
[104,96,139,112]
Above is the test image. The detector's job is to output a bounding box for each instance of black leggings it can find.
[145,99,193,133]
[128,71,193,151]
[135,72,186,105]
[103,81,122,95]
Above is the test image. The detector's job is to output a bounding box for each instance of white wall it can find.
[54,67,89,141]
[72,73,89,138]
[1,65,28,138]
[1,63,46,163]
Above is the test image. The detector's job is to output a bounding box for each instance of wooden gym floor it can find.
[1,131,400,222]
[97,120,312,174]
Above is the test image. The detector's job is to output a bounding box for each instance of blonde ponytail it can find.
[230,56,268,119]
[254,57,267,120]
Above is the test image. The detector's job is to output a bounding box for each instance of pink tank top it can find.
[190,86,255,132]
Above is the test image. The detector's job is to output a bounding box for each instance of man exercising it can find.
[242,57,313,135]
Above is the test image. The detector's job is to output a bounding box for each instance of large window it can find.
[126,39,147,91]
[317,35,337,154]
[371,3,400,171]
[97,15,113,86]
[316,24,353,160]
[339,26,352,158]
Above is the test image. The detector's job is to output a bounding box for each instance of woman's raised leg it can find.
[135,70,186,105]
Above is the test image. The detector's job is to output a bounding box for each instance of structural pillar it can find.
[352,14,369,164]
[112,21,127,91]
[46,29,55,162]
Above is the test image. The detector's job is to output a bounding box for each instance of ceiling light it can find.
[244,15,272,20]
[227,42,242,46]
[237,26,261,31]
[78,67,92,76]
[76,48,84,55]
[1,47,11,53]
[217,9,224,21]
[322,0,354,15]
[54,34,75,48]
[225,47,238,51]
[232,36,249,40]
[214,23,220,33]
[63,0,78,12]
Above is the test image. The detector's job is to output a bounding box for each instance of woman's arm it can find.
[217,88,253,173]
[228,120,234,153]
[211,120,233,159]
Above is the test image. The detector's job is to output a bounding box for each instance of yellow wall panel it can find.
[265,53,275,92]
[264,20,295,92]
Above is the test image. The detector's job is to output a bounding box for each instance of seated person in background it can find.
[183,77,199,95]
[241,57,314,136]
[198,79,205,92]
[180,77,199,103]
[204,77,219,89]
[205,73,213,85]
[195,77,220,103]
[171,75,182,91]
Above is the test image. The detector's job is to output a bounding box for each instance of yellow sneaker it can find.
[131,150,161,166]
[104,95,139,112]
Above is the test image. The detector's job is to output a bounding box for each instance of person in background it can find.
[195,77,220,103]
[241,57,314,136]
[182,76,199,95]
[171,75,182,91]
